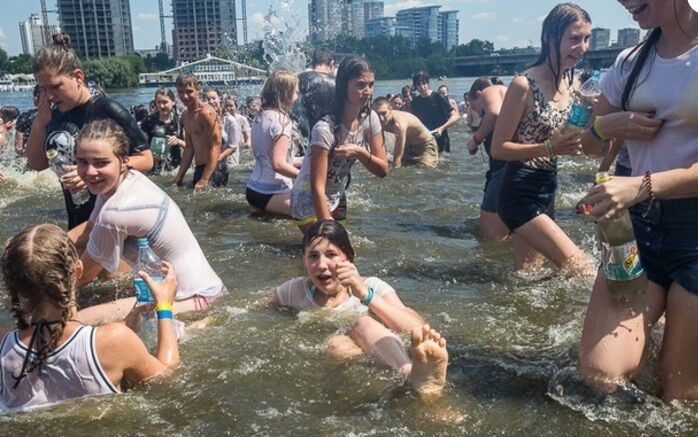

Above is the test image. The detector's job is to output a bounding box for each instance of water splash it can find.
[261,2,307,73]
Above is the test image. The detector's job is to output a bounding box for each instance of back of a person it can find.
[411,92,448,130]
[248,109,294,194]
[298,70,336,130]
[0,325,117,412]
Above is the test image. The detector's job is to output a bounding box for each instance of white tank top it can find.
[0,325,118,412]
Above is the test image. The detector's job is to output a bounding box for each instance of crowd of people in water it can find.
[0,0,697,419]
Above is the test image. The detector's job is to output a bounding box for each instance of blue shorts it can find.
[630,198,698,294]
[481,166,504,213]
[497,161,556,231]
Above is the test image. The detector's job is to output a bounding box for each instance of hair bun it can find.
[52,33,72,49]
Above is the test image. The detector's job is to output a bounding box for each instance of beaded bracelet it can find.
[643,171,656,200]
[361,286,375,306]
[156,310,174,320]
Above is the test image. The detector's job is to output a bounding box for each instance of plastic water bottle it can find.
[563,70,602,134]
[46,149,90,205]
[594,172,648,300]
[133,237,164,350]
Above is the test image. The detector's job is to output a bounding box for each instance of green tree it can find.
[455,39,495,56]
[0,46,8,72]
[5,54,33,74]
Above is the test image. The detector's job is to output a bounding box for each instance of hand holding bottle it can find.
[138,261,177,307]
[549,131,583,156]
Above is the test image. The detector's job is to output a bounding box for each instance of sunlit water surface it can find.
[1,82,696,435]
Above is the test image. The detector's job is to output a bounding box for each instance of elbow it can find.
[270,160,284,173]
[490,143,506,161]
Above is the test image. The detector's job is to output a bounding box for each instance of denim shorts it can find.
[497,161,556,231]
[630,198,698,294]
[481,166,505,213]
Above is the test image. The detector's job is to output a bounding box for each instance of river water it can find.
[0,80,696,435]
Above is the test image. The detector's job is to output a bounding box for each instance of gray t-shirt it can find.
[290,111,382,220]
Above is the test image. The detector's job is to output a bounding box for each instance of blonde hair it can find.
[2,224,78,386]
[260,71,298,112]
[32,33,83,76]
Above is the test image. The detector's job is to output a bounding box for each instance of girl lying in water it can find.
[0,224,179,412]
[272,220,448,402]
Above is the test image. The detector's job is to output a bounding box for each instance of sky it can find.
[0,0,640,56]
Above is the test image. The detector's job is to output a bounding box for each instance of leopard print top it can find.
[515,74,572,171]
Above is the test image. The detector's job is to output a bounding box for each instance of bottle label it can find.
[567,103,591,128]
[601,241,644,281]
[133,275,163,303]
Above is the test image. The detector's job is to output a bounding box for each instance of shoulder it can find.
[95,322,140,348]
[364,276,396,297]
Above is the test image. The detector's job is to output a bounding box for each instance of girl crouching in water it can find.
[491,3,593,274]
[272,220,448,401]
[290,56,388,231]
[0,224,179,412]
[140,87,185,173]
[68,119,225,323]
[246,71,302,216]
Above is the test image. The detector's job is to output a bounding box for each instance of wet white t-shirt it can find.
[247,109,295,194]
[223,114,241,166]
[600,44,698,175]
[275,276,395,313]
[290,111,382,220]
[87,170,224,299]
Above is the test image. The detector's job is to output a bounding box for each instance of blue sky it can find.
[0,0,640,56]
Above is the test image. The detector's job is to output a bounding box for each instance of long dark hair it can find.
[302,220,355,262]
[333,56,374,127]
[619,28,662,110]
[532,3,591,91]
[2,224,78,388]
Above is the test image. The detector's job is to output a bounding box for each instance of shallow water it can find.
[1,84,696,435]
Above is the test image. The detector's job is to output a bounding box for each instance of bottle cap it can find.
[595,172,611,184]
[46,149,58,160]
[137,237,149,248]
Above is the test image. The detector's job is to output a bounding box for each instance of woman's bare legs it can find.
[661,282,698,401]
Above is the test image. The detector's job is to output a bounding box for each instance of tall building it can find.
[590,27,611,50]
[173,0,237,63]
[57,0,134,59]
[308,0,345,44]
[617,27,641,47]
[365,16,395,38]
[395,6,459,50]
[364,1,383,24]
[19,14,59,55]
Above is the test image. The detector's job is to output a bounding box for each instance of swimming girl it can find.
[273,220,449,402]
[25,33,153,229]
[491,3,592,273]
[246,71,302,216]
[290,56,388,231]
[578,0,698,401]
[68,119,225,323]
[0,223,179,412]
[140,87,185,173]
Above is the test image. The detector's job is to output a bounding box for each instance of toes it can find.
[411,325,424,346]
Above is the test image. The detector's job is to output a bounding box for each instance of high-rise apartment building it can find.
[395,6,459,50]
[57,0,134,59]
[172,0,237,63]
[19,14,60,55]
[617,27,641,47]
[365,16,395,38]
[308,0,345,44]
[364,2,384,25]
[590,27,611,50]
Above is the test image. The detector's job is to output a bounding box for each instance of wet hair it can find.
[32,33,83,76]
[401,85,412,98]
[76,119,131,159]
[175,72,199,89]
[532,3,591,92]
[1,224,78,388]
[302,220,355,262]
[412,71,430,88]
[437,84,448,93]
[334,56,374,126]
[371,96,390,109]
[260,70,298,112]
[468,76,504,99]
[131,104,148,123]
[312,48,336,68]
[32,84,41,99]
[0,106,20,123]
[385,93,394,100]
[204,87,221,98]
[154,87,176,104]
[390,94,403,103]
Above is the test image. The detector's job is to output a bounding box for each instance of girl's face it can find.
[555,20,592,71]
[617,0,674,29]
[35,69,85,112]
[224,99,237,115]
[303,238,349,296]
[390,97,404,110]
[346,72,375,108]
[76,139,128,197]
[470,92,484,113]
[205,91,221,112]
[155,94,175,115]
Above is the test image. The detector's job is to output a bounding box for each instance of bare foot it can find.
[408,325,448,403]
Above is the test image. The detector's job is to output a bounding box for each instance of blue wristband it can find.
[360,286,375,306]
[156,310,173,320]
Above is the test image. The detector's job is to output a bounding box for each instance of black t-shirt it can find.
[45,94,149,229]
[411,92,451,131]
[292,70,336,138]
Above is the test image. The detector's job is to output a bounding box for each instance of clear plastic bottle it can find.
[133,237,165,350]
[594,172,648,300]
[562,70,602,134]
[46,149,90,205]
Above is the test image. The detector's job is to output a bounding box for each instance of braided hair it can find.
[1,224,78,388]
